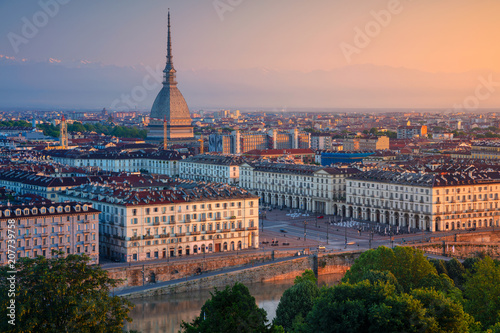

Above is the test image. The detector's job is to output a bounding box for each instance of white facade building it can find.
[240,162,360,215]
[59,182,259,262]
[178,154,245,184]
[342,169,500,232]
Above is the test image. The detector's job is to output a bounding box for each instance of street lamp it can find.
[304,221,308,241]
[326,221,329,245]
[344,219,347,249]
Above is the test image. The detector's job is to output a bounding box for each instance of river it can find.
[126,273,343,333]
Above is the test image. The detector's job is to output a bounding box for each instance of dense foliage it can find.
[272,247,500,332]
[0,120,32,127]
[181,282,283,333]
[274,270,320,332]
[0,253,134,333]
[37,122,147,139]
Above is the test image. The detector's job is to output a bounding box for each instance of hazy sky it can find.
[1,0,499,73]
[1,0,499,110]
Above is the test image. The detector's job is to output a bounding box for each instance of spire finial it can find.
[166,9,173,69]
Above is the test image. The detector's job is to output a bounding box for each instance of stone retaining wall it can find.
[120,251,361,299]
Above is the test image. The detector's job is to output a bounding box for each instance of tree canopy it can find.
[342,246,438,293]
[181,282,283,333]
[274,270,320,332]
[464,257,500,329]
[37,122,147,139]
[300,280,470,333]
[0,253,134,333]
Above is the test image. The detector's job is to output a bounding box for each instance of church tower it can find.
[147,10,193,141]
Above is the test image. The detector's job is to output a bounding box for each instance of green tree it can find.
[342,246,437,293]
[464,257,500,328]
[302,281,435,333]
[293,269,317,284]
[411,288,469,333]
[0,253,134,333]
[274,270,320,332]
[359,269,403,292]
[429,259,449,276]
[385,130,398,139]
[181,282,281,333]
[446,258,466,289]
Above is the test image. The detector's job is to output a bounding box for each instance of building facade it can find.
[209,130,311,154]
[48,150,183,177]
[471,141,500,159]
[311,134,333,150]
[339,169,500,232]
[0,202,99,265]
[343,136,389,151]
[59,183,259,262]
[240,162,360,214]
[397,125,427,139]
[178,154,245,184]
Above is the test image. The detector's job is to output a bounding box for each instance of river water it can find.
[126,273,343,333]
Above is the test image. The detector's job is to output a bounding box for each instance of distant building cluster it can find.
[209,129,310,155]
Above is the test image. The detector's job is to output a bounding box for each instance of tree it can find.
[0,253,134,333]
[274,270,320,332]
[464,257,500,328]
[181,282,281,333]
[302,281,435,333]
[411,288,469,333]
[385,130,398,139]
[342,246,437,293]
[293,269,317,284]
[446,258,466,289]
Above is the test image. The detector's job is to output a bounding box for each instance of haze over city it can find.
[1,0,500,110]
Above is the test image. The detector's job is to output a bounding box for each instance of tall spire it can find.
[163,9,177,86]
[166,9,173,70]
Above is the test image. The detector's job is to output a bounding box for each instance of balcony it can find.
[153,221,160,226]
[143,235,154,240]
[176,233,186,237]
[215,216,221,221]
[247,227,258,231]
[235,228,245,231]
[222,229,231,233]
[159,233,169,238]
[200,217,206,222]
[206,230,216,234]
[130,235,141,241]
[191,231,200,236]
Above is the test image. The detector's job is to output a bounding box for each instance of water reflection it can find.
[127,273,343,333]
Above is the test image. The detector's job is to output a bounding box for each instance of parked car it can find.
[280,229,287,233]
[317,215,324,219]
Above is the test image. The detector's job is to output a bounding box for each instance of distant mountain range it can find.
[1,55,499,111]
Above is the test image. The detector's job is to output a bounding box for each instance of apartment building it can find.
[343,136,389,151]
[178,154,246,184]
[59,182,259,262]
[240,162,360,214]
[0,202,100,265]
[471,141,500,159]
[342,169,500,232]
[397,125,427,139]
[209,129,311,154]
[0,170,102,201]
[47,149,184,176]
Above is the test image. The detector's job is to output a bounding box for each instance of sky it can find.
[0,0,499,110]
